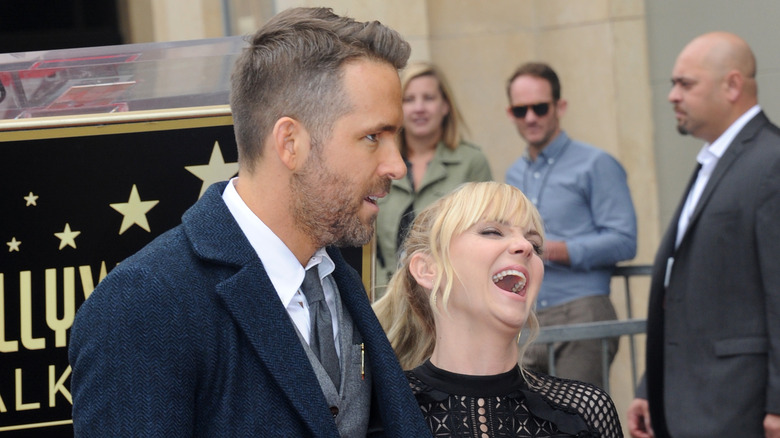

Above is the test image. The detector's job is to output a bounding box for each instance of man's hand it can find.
[765,413,780,438]
[627,398,654,438]
[543,240,570,265]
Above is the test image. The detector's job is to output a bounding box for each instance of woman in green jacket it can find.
[375,62,492,296]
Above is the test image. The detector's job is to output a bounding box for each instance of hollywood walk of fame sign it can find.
[0,115,236,436]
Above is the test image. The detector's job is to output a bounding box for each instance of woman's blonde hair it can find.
[373,181,545,369]
[399,62,467,155]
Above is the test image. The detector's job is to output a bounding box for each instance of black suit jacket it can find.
[642,111,780,437]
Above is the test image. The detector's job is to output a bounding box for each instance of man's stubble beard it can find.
[290,150,390,249]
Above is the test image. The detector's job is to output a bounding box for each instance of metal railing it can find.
[520,265,653,393]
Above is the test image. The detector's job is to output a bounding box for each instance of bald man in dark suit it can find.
[628,32,780,438]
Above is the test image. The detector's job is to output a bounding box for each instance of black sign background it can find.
[1,122,365,436]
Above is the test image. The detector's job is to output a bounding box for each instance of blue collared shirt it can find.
[506,131,637,309]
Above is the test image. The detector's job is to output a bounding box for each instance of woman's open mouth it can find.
[492,269,527,294]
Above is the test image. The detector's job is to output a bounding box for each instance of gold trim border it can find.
[0,105,233,141]
[0,419,72,432]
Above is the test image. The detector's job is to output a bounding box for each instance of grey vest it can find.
[296,275,372,437]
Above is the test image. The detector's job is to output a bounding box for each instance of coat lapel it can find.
[418,142,459,192]
[419,157,448,190]
[390,172,413,194]
[183,182,338,437]
[328,247,429,437]
[664,164,701,256]
[678,112,766,248]
[217,265,338,434]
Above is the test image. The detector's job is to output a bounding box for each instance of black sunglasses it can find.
[510,102,552,118]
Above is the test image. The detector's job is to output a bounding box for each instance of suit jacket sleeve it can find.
[69,265,200,436]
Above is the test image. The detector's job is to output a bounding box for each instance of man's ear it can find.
[554,98,568,117]
[724,70,744,102]
[409,252,437,290]
[272,117,310,171]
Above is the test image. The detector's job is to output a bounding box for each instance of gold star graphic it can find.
[7,237,21,252]
[55,223,81,250]
[185,141,238,198]
[24,192,38,206]
[110,184,160,235]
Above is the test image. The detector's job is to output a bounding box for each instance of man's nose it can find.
[378,139,406,180]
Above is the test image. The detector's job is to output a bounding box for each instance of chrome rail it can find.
[519,265,652,393]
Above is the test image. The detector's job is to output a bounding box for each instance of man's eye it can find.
[366,134,378,142]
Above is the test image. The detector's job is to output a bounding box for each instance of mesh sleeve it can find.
[525,371,623,437]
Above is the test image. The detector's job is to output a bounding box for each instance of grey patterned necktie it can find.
[301,266,340,388]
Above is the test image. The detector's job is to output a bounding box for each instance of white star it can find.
[54,223,81,250]
[185,141,238,198]
[24,192,38,206]
[110,185,160,235]
[7,237,21,252]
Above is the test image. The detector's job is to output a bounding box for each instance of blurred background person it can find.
[374,181,623,437]
[375,62,492,295]
[505,62,637,388]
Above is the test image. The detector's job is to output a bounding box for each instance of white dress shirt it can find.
[222,178,340,357]
[675,105,761,248]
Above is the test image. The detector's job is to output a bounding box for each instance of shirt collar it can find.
[221,178,334,307]
[700,104,761,165]
[523,130,569,163]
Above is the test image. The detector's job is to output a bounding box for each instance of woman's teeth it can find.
[492,269,527,294]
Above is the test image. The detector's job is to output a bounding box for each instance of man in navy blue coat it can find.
[69,7,431,437]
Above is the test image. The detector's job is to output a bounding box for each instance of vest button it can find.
[330,406,339,418]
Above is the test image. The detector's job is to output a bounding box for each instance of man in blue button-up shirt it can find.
[504,62,637,388]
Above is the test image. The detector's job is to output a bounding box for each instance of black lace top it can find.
[406,360,623,437]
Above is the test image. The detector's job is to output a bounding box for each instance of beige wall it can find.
[119,0,226,43]
[255,0,661,258]
[119,0,660,432]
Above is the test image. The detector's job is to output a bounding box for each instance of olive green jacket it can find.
[374,141,492,295]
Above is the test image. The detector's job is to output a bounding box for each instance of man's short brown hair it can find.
[506,62,562,102]
[230,7,411,172]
